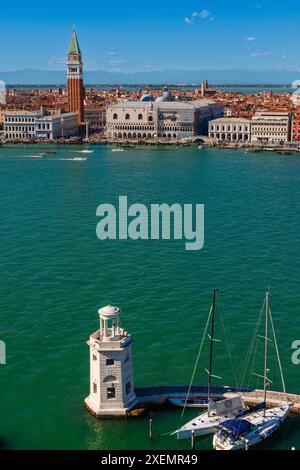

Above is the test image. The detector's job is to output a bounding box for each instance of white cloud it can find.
[185,9,215,25]
[250,50,269,57]
[109,59,126,65]
[192,10,212,19]
[107,51,117,56]
[246,36,256,42]
[109,67,123,73]
[48,57,66,65]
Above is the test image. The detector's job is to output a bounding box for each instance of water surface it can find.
[0,144,299,450]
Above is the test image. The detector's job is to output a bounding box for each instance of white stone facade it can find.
[209,118,251,142]
[106,99,223,141]
[251,112,291,143]
[84,305,137,417]
[4,111,78,140]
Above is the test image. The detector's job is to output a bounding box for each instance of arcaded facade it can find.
[106,97,223,141]
[209,118,251,142]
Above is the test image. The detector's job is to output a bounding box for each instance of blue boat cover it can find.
[220,419,252,436]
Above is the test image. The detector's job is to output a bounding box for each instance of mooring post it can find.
[149,413,153,440]
[191,430,195,449]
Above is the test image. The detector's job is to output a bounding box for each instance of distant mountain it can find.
[1,68,300,85]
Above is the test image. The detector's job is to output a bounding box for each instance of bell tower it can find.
[67,25,84,126]
[84,305,138,417]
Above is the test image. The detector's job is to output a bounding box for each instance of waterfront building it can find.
[84,108,106,128]
[106,90,223,141]
[67,26,85,126]
[209,117,251,142]
[4,110,78,140]
[251,111,291,143]
[0,109,6,125]
[84,305,137,417]
[291,113,300,142]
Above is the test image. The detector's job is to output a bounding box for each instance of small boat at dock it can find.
[169,398,209,409]
[244,148,260,153]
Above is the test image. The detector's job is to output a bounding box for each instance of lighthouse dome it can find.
[98,305,121,319]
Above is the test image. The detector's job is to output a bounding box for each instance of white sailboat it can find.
[173,290,248,440]
[213,290,291,450]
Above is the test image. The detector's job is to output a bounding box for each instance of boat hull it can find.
[213,405,290,450]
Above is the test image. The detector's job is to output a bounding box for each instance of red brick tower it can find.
[67,25,84,125]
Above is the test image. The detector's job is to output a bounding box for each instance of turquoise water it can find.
[0,144,299,450]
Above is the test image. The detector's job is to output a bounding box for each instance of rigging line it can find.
[216,296,239,390]
[246,329,260,391]
[238,299,265,389]
[180,303,213,419]
[269,307,288,402]
[238,312,260,389]
[247,303,265,391]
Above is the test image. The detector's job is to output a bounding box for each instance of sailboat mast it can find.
[207,289,218,404]
[263,290,269,417]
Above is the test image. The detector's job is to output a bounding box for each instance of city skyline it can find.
[1,0,300,76]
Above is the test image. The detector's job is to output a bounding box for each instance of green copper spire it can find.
[68,25,81,55]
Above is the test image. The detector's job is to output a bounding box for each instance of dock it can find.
[127,385,300,417]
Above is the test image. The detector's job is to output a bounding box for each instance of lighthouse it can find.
[84,305,138,417]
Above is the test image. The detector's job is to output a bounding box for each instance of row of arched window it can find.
[108,124,193,134]
[108,124,155,131]
[113,113,153,122]
[108,132,178,140]
[210,133,249,141]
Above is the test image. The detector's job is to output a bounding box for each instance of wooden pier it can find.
[128,385,300,417]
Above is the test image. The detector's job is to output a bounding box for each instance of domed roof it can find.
[140,93,155,102]
[155,89,174,102]
[98,305,121,319]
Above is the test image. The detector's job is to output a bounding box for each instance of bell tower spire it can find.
[67,25,84,126]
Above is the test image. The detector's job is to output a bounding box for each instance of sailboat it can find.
[173,290,247,440]
[213,290,291,450]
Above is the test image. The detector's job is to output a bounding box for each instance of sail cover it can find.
[215,395,245,415]
[220,419,252,437]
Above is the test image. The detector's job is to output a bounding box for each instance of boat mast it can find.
[263,289,269,417]
[207,289,218,410]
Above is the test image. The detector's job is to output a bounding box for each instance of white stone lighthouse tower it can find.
[84,305,137,417]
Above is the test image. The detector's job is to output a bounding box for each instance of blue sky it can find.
[1,0,299,72]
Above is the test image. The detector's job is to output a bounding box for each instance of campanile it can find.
[67,25,84,125]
